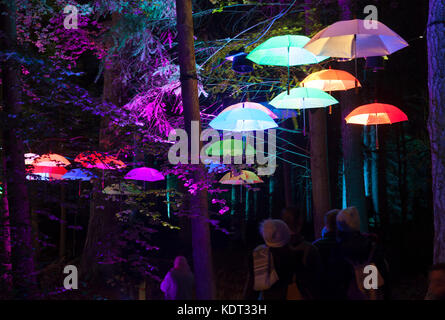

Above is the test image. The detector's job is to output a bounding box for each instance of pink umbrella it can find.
[124,167,165,182]
[220,102,278,119]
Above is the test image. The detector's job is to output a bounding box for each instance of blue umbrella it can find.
[209,108,277,132]
[62,168,96,181]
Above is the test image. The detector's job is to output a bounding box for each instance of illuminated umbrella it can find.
[345,102,408,149]
[205,139,255,157]
[103,183,142,195]
[301,68,361,113]
[303,19,409,59]
[62,169,96,181]
[209,108,277,132]
[74,151,126,170]
[247,35,329,66]
[25,153,39,165]
[270,87,338,109]
[220,102,278,119]
[33,153,71,167]
[124,167,165,182]
[247,35,329,94]
[27,166,68,181]
[219,170,264,185]
[301,69,361,91]
[260,102,299,119]
[62,168,96,196]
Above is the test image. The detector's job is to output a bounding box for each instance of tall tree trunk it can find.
[80,13,123,297]
[337,0,368,231]
[306,0,331,238]
[0,151,12,297]
[0,0,36,297]
[176,0,215,299]
[59,184,67,259]
[427,0,445,264]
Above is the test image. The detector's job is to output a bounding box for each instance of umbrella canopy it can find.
[33,153,71,167]
[303,19,408,58]
[345,103,408,125]
[270,87,339,109]
[209,108,277,132]
[205,139,255,157]
[62,168,96,181]
[260,102,299,119]
[75,151,126,170]
[28,166,68,181]
[103,183,142,195]
[25,153,40,165]
[220,102,278,119]
[219,170,264,185]
[124,167,165,182]
[247,35,329,66]
[300,69,361,91]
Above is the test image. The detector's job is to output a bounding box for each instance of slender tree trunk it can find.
[1,0,36,298]
[59,184,67,259]
[337,0,368,231]
[427,0,445,264]
[176,0,215,299]
[80,13,123,297]
[306,0,331,238]
[0,152,12,297]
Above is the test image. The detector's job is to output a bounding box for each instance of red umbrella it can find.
[74,151,126,170]
[345,103,408,149]
[28,166,68,181]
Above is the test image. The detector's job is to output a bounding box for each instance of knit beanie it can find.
[337,207,361,232]
[260,219,291,248]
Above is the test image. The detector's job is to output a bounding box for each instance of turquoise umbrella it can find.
[209,108,277,132]
[270,87,338,135]
[270,87,338,110]
[247,35,329,94]
[247,35,329,66]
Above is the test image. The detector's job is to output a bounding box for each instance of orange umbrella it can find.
[345,103,408,149]
[301,69,361,91]
[219,170,264,185]
[33,153,71,167]
[301,68,361,114]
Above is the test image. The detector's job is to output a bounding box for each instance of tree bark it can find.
[427,0,445,264]
[306,0,331,238]
[0,152,12,297]
[337,0,368,232]
[0,0,36,298]
[309,109,331,238]
[176,0,215,299]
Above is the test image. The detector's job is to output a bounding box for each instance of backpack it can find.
[345,242,385,300]
[252,245,279,291]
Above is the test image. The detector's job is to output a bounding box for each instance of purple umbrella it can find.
[124,167,165,182]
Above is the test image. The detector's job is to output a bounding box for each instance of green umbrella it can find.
[270,87,338,110]
[205,139,256,157]
[270,87,338,135]
[247,35,329,94]
[247,35,329,67]
[103,182,142,195]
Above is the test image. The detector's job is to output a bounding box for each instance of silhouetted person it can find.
[313,209,341,299]
[425,263,445,300]
[244,219,295,300]
[281,207,322,299]
[160,256,194,300]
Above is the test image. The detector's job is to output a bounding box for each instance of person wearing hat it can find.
[334,207,388,299]
[244,219,296,300]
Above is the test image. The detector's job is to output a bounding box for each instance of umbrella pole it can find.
[303,109,306,136]
[287,46,290,95]
[375,124,379,150]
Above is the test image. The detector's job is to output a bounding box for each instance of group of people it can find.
[160,206,445,300]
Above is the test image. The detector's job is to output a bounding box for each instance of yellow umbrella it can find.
[219,170,264,185]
